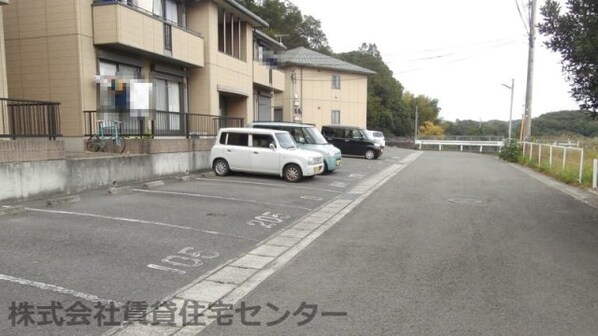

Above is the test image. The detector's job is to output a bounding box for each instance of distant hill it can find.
[442,110,598,138]
[531,110,598,138]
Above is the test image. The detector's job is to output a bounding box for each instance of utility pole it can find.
[502,78,515,139]
[523,0,537,140]
[414,106,419,140]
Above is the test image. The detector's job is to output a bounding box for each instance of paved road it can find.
[197,151,598,336]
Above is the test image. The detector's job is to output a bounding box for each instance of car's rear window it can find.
[373,132,384,137]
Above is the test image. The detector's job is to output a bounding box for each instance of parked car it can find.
[209,128,325,182]
[321,125,383,160]
[248,122,342,173]
[366,130,386,148]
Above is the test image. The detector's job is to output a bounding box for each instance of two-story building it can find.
[274,47,376,129]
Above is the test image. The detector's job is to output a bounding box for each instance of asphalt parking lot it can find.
[0,147,412,336]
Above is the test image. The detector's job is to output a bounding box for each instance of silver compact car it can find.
[209,128,325,183]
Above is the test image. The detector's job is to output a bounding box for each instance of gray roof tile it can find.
[277,47,376,75]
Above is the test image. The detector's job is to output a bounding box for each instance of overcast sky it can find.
[289,0,579,122]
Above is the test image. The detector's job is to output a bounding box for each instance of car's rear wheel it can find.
[365,149,376,160]
[213,159,230,176]
[283,164,302,183]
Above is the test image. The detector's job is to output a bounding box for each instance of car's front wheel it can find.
[283,164,303,183]
[365,149,376,160]
[213,159,230,176]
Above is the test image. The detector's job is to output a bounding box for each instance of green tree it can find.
[235,0,332,54]
[336,44,408,135]
[539,0,598,117]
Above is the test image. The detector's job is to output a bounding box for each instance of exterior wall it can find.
[187,1,253,119]
[276,67,369,129]
[0,6,7,98]
[4,0,90,138]
[92,3,204,67]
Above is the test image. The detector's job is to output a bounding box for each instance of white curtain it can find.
[165,0,178,24]
[168,82,180,130]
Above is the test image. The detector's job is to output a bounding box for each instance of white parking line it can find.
[134,189,314,211]
[25,208,258,242]
[0,273,122,306]
[194,177,343,193]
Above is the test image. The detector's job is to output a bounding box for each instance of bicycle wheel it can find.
[86,135,101,152]
[113,136,126,153]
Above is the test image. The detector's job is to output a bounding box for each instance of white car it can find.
[209,128,325,183]
[366,130,386,148]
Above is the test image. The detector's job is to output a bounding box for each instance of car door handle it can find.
[226,149,232,152]
[253,151,259,154]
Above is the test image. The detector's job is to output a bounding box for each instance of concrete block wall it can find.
[0,140,66,163]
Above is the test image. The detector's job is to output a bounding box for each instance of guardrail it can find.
[415,137,504,152]
[83,110,244,138]
[0,98,61,140]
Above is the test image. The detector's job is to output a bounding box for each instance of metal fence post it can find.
[578,149,584,184]
[593,159,597,190]
[538,144,542,164]
[562,147,567,171]
[549,146,553,167]
[9,107,16,140]
[185,112,190,139]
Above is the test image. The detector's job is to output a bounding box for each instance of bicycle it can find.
[85,120,126,153]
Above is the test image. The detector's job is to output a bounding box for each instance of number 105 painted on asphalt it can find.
[147,247,220,275]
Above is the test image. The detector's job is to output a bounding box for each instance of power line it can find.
[515,0,530,35]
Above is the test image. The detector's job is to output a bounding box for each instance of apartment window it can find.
[98,60,141,113]
[164,23,172,51]
[218,9,244,60]
[331,110,341,124]
[135,0,184,27]
[332,75,341,90]
[155,79,183,133]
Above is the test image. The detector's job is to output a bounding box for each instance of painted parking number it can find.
[147,247,219,275]
[247,211,290,229]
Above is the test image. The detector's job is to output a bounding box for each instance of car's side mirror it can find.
[269,143,276,150]
[298,137,306,144]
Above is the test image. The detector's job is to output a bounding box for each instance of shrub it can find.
[499,139,521,162]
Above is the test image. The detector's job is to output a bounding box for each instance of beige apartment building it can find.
[274,47,375,129]
[0,1,8,98]
[3,0,284,150]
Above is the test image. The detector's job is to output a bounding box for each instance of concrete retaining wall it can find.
[0,151,210,202]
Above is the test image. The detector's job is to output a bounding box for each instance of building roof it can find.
[276,47,376,75]
[201,0,268,28]
[253,30,286,51]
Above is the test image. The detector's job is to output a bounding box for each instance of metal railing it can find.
[521,141,586,184]
[0,98,61,140]
[83,110,244,138]
[417,135,505,142]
